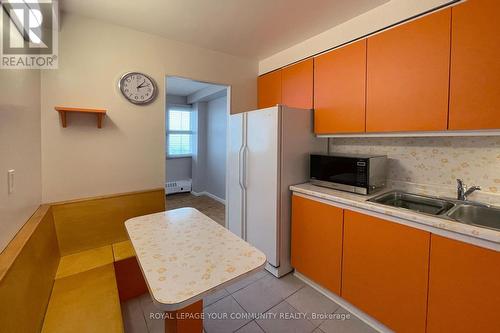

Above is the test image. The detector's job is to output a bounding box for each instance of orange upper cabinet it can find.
[314,40,367,134]
[342,210,430,333]
[291,195,343,294]
[449,0,500,130]
[366,9,451,132]
[258,70,282,109]
[427,235,500,333]
[282,59,313,109]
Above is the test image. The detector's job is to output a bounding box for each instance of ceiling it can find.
[61,0,389,59]
[166,76,225,97]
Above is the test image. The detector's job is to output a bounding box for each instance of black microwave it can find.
[310,154,387,195]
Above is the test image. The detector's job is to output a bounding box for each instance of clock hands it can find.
[137,80,151,89]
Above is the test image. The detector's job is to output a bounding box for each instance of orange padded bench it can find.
[0,189,164,333]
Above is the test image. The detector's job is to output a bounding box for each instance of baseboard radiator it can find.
[165,179,192,195]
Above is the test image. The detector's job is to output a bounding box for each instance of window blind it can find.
[167,105,194,157]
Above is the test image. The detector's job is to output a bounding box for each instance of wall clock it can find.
[118,72,158,105]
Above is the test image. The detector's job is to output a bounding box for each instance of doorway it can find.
[164,76,229,226]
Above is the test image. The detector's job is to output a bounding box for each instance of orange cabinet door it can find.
[427,235,500,333]
[291,195,343,294]
[449,0,500,130]
[258,70,282,109]
[314,40,366,134]
[342,210,430,333]
[366,9,451,132]
[282,59,313,109]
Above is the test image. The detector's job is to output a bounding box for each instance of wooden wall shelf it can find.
[55,106,107,128]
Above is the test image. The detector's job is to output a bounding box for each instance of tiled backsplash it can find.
[329,136,500,202]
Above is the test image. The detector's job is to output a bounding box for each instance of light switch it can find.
[8,169,15,194]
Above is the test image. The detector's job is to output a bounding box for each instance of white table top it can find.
[125,208,267,311]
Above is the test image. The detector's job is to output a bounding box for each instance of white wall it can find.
[166,94,187,105]
[0,68,42,252]
[259,0,459,74]
[191,102,207,194]
[166,158,192,182]
[191,96,227,201]
[205,96,227,200]
[41,13,257,202]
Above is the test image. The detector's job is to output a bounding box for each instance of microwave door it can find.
[324,157,358,186]
[330,172,357,184]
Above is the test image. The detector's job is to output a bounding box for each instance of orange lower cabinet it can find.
[291,195,343,294]
[342,210,430,333]
[427,235,500,333]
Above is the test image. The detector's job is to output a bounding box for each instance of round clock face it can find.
[119,72,157,105]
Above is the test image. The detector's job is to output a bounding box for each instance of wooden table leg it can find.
[165,300,203,333]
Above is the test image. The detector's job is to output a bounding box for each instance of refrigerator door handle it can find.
[238,145,245,190]
[242,145,249,189]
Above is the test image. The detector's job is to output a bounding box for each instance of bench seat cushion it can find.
[56,245,114,279]
[112,240,135,262]
[42,264,124,333]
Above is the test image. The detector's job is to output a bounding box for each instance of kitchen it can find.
[0,0,499,333]
[229,0,500,331]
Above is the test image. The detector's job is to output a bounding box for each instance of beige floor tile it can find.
[138,292,154,308]
[319,307,378,333]
[255,301,316,333]
[235,321,265,333]
[141,298,164,333]
[232,276,284,314]
[262,273,305,299]
[225,270,268,294]
[204,288,230,307]
[286,285,340,326]
[203,296,250,333]
[121,297,148,333]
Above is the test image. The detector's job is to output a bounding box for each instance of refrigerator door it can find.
[227,112,245,238]
[245,106,280,267]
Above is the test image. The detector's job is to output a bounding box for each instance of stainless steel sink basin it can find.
[368,191,456,215]
[368,190,500,232]
[446,204,500,231]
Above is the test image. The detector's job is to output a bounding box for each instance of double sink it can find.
[368,191,500,232]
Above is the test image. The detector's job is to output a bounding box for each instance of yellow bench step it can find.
[55,245,114,279]
[112,240,135,262]
[42,264,124,333]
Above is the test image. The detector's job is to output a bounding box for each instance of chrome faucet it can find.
[457,179,481,201]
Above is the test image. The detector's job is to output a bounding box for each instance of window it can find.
[167,105,195,157]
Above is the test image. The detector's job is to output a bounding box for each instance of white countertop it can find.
[125,208,267,311]
[290,183,500,251]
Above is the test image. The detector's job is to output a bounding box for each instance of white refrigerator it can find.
[227,105,325,277]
